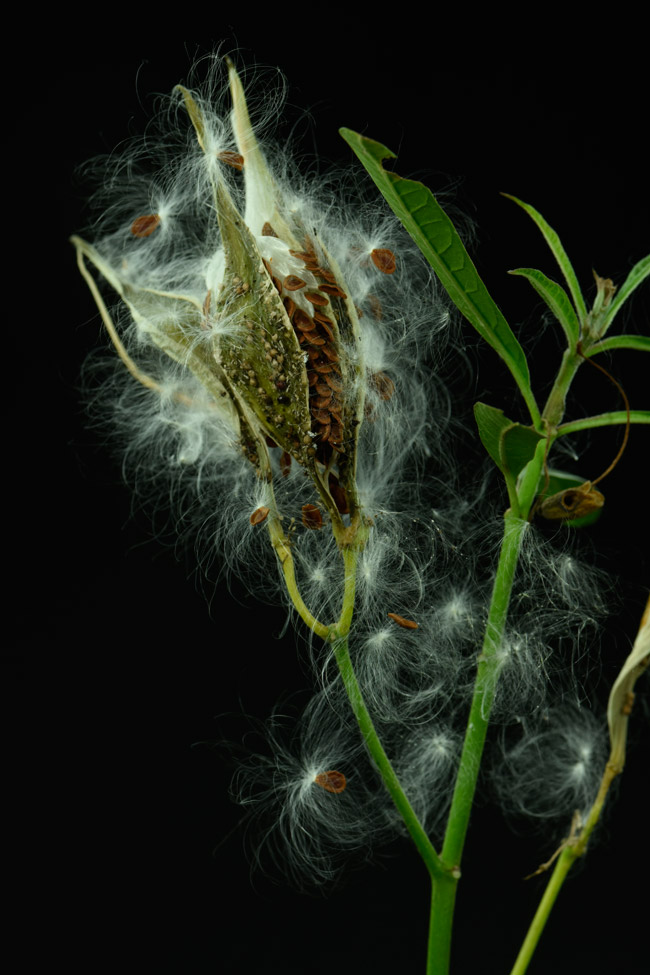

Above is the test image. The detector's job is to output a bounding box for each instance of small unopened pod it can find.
[314,770,347,794]
[387,612,418,630]
[249,506,270,526]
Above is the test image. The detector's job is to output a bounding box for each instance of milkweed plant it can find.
[72,54,649,974]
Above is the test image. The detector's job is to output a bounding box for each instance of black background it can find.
[13,29,649,974]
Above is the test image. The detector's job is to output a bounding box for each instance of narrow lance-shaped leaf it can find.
[556,409,650,437]
[508,267,580,350]
[599,253,650,336]
[585,334,650,356]
[341,129,540,427]
[502,193,588,325]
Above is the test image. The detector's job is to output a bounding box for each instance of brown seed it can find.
[314,268,337,284]
[250,506,270,526]
[387,613,418,629]
[307,333,326,346]
[323,373,343,392]
[368,294,383,319]
[318,283,348,298]
[301,504,323,530]
[280,451,292,477]
[371,248,397,274]
[311,408,332,424]
[217,150,244,171]
[283,296,296,319]
[371,371,395,401]
[289,249,317,262]
[329,421,343,441]
[321,345,340,362]
[314,316,335,341]
[314,770,346,794]
[283,274,307,291]
[304,291,329,307]
[262,222,278,237]
[293,308,316,331]
[328,474,349,513]
[130,214,160,238]
[314,394,333,409]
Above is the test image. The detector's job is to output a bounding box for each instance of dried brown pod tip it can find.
[130,214,161,238]
[249,506,270,526]
[314,770,347,794]
[538,482,604,521]
[371,248,396,274]
[301,504,323,530]
[387,613,418,629]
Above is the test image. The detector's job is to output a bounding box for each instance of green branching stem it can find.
[441,511,528,866]
[421,510,529,974]
[333,549,447,882]
[333,633,446,881]
[272,520,447,888]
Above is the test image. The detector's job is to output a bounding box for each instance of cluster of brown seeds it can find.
[263,240,348,468]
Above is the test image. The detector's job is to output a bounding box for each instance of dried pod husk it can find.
[213,180,316,475]
[538,481,605,521]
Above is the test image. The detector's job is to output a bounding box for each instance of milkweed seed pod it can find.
[72,54,454,639]
[73,59,373,545]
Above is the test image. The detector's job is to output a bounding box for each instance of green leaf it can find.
[473,402,513,472]
[473,402,544,480]
[502,194,588,325]
[599,253,650,334]
[556,409,649,436]
[341,129,540,426]
[508,267,580,350]
[501,423,545,481]
[585,334,650,356]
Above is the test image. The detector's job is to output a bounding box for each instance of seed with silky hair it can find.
[314,770,347,794]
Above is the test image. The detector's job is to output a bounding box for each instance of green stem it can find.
[441,510,528,870]
[509,759,621,974]
[427,872,459,975]
[541,347,583,428]
[333,632,446,880]
[509,846,575,975]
